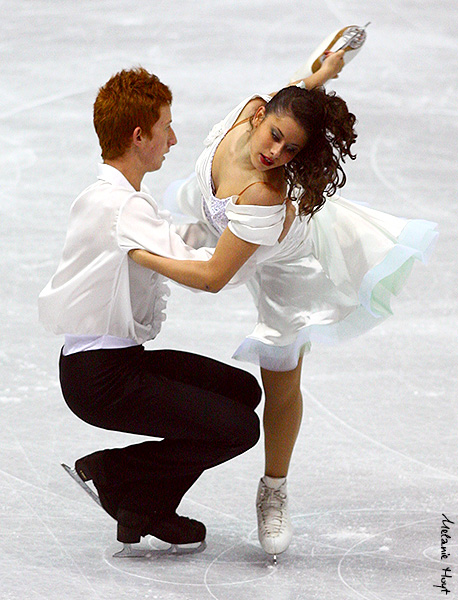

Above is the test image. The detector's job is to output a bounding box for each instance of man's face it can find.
[140,104,177,172]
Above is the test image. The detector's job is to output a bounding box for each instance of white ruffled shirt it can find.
[38,164,221,351]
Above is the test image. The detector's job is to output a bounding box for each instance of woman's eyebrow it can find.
[273,126,300,148]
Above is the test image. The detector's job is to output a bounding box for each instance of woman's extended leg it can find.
[261,357,303,477]
[256,357,303,558]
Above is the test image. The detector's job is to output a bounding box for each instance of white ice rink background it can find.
[1,1,457,598]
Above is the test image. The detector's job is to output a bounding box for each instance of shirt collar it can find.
[97,163,146,193]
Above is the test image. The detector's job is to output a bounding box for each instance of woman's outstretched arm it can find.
[267,50,344,97]
[129,194,296,292]
[289,49,345,89]
[129,226,259,293]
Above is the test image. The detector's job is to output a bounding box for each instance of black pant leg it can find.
[59,346,261,515]
[139,348,262,412]
[103,348,262,513]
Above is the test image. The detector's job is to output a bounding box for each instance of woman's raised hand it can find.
[320,49,345,79]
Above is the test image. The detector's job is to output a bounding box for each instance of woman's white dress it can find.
[167,94,438,371]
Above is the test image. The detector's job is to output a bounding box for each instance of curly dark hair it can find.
[265,86,357,218]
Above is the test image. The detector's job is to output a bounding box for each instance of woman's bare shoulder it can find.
[236,181,285,207]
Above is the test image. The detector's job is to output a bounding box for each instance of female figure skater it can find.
[129,52,437,559]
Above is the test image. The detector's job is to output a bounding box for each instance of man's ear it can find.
[132,126,143,147]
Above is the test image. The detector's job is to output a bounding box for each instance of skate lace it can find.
[257,487,288,534]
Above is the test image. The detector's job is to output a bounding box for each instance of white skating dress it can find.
[169,94,438,371]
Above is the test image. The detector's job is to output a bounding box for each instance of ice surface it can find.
[1,1,457,598]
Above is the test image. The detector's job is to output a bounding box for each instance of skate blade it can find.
[339,21,371,51]
[113,540,207,558]
[61,463,102,507]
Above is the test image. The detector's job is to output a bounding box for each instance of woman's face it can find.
[250,107,308,171]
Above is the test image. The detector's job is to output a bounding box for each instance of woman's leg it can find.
[260,356,303,477]
[256,357,303,557]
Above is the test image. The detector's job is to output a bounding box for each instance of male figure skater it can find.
[38,67,261,552]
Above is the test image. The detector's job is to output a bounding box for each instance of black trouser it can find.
[59,346,261,517]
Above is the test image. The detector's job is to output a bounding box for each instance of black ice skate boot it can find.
[74,451,106,484]
[73,451,118,519]
[116,508,206,545]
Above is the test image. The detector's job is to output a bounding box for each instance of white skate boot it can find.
[256,476,293,563]
[290,22,370,82]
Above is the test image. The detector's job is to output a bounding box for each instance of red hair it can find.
[93,67,172,160]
